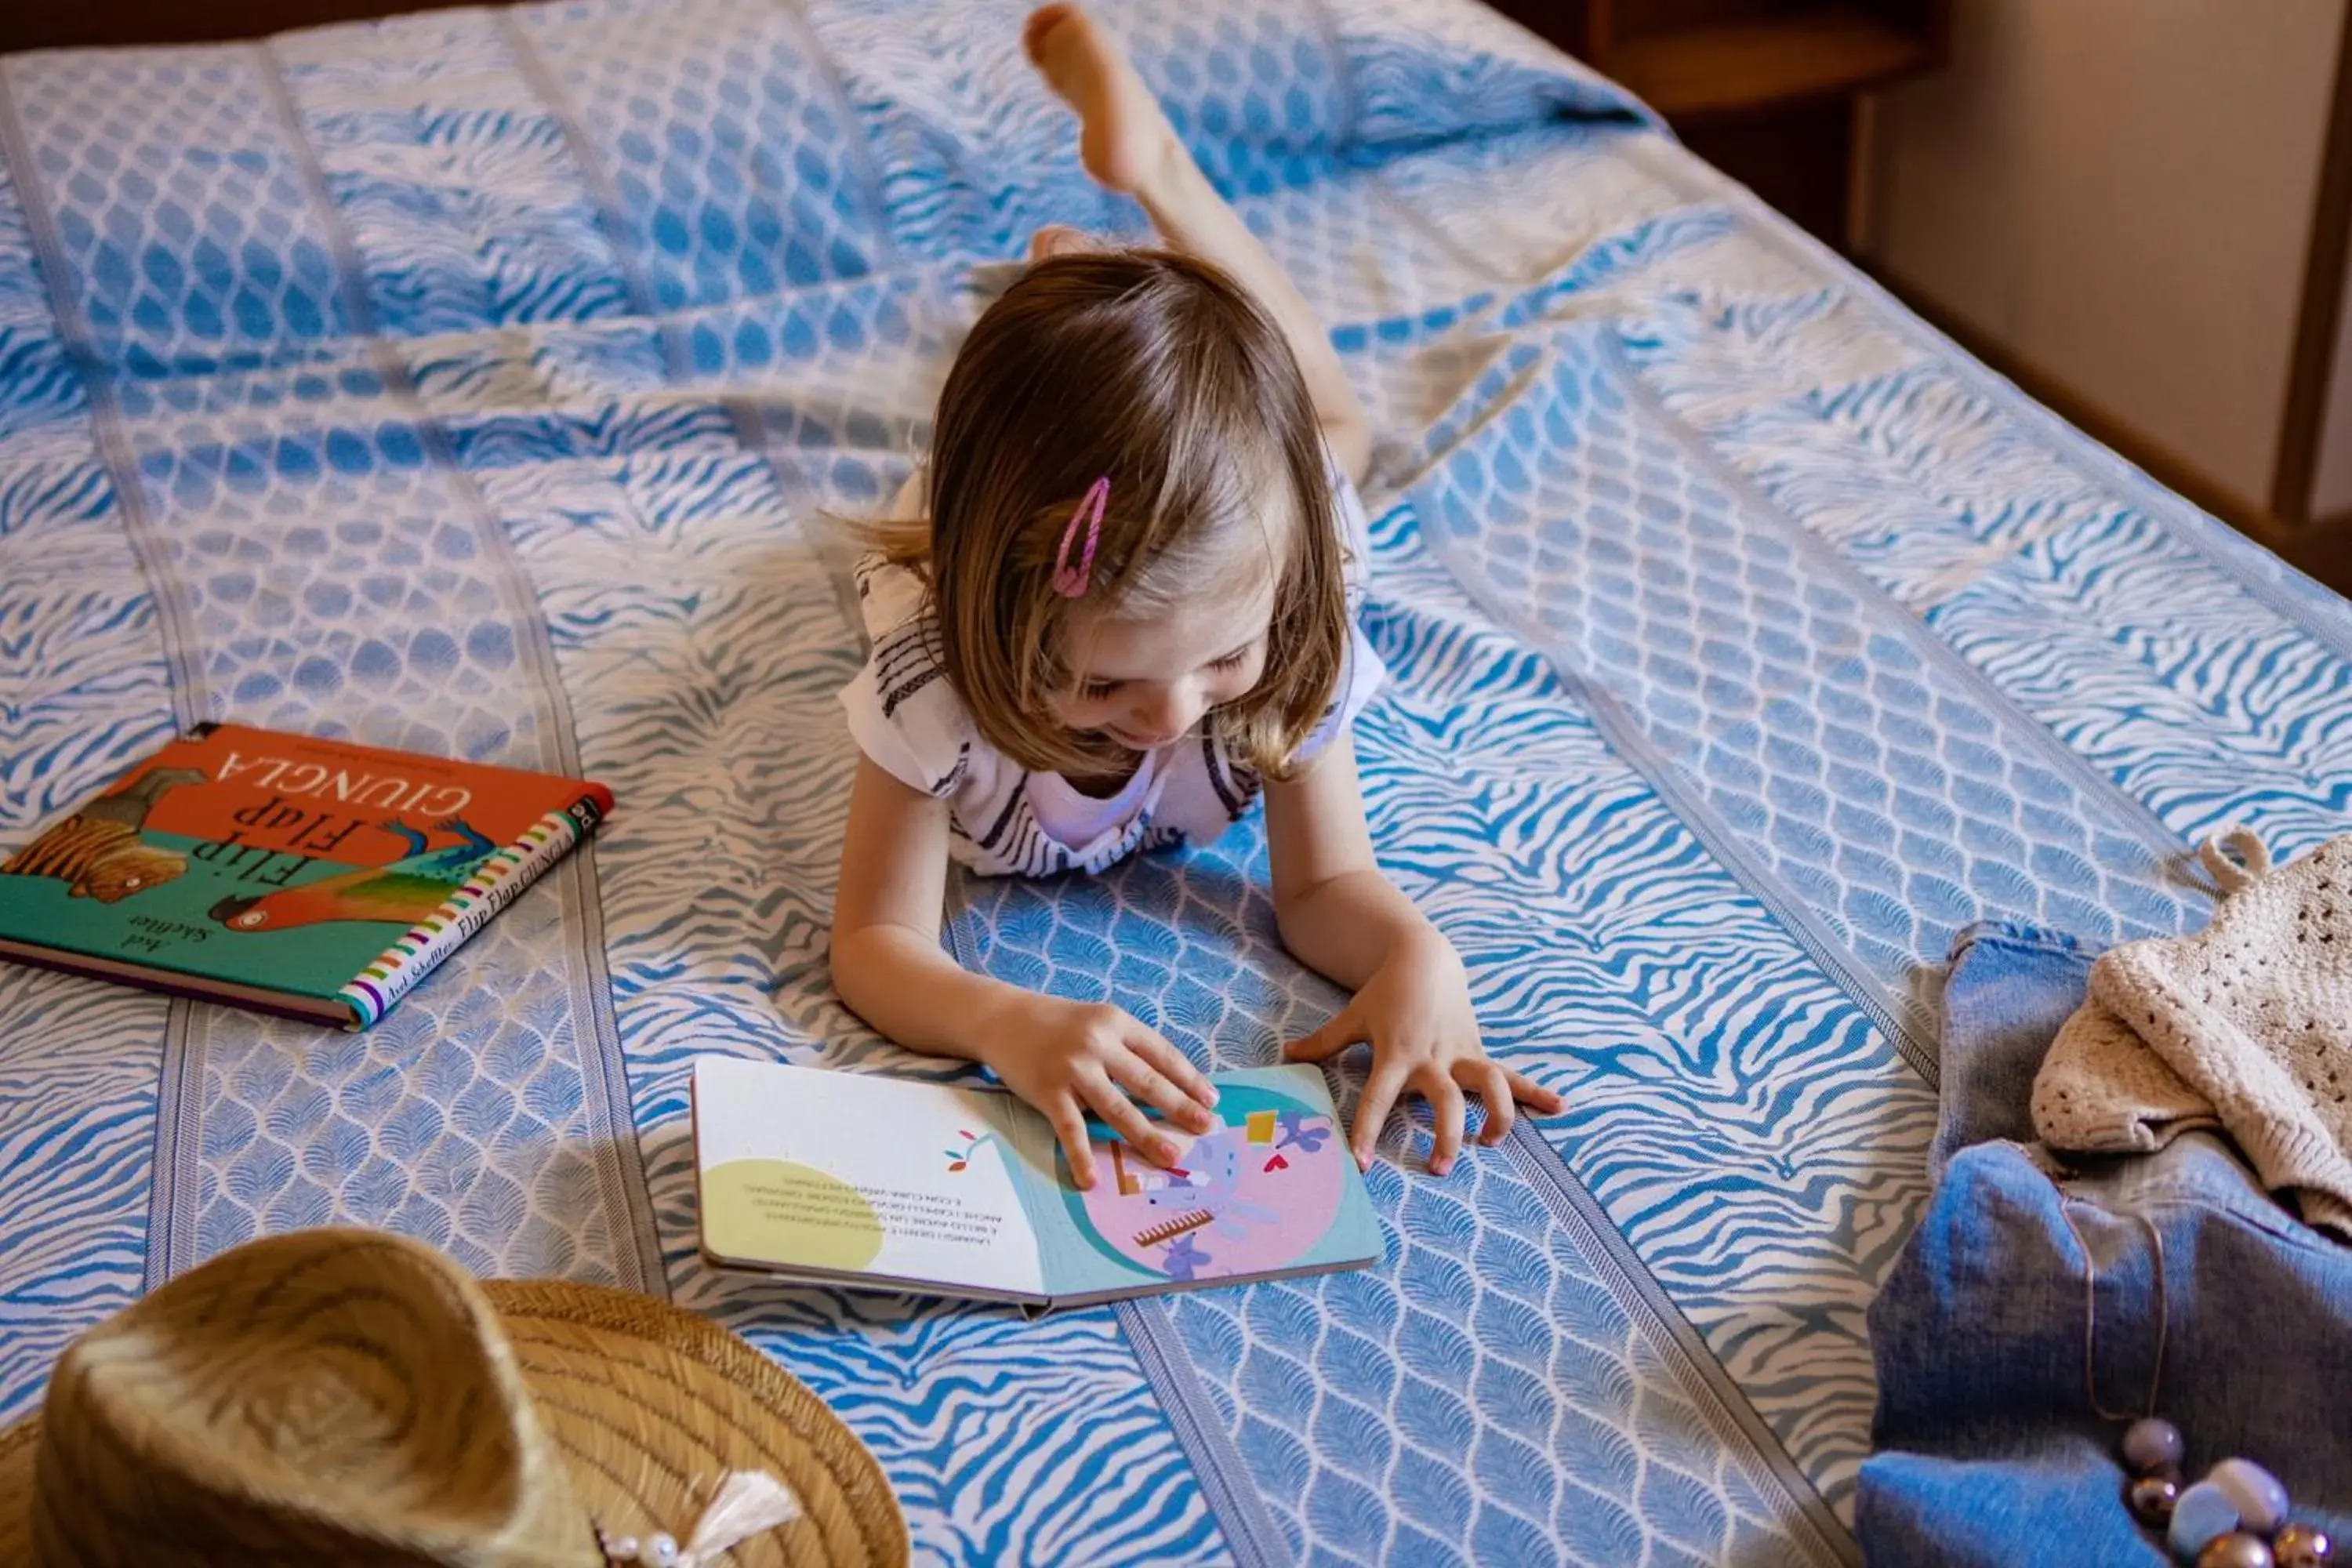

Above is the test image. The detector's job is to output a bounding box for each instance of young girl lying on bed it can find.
[830,3,1560,1189]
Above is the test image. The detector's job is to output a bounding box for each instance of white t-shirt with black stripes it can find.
[838,463,1386,879]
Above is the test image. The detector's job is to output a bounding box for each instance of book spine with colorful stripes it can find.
[337,797,604,1029]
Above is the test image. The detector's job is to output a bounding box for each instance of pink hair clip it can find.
[1051,476,1109,598]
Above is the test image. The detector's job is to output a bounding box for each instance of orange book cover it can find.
[0,723,612,1028]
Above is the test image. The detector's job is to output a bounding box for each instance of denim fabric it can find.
[1925,921,2091,1183]
[1857,921,2352,1567]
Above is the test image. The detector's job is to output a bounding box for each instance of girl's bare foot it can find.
[1022,4,1182,198]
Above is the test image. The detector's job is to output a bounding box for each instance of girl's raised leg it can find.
[1023,4,1370,479]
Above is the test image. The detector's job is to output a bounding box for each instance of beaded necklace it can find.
[2059,1197,2335,1567]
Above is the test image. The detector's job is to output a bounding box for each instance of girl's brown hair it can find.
[875,248,1349,781]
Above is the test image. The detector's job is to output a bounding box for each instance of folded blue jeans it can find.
[1857,921,2352,1566]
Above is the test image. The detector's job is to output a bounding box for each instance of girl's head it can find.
[892,249,1348,779]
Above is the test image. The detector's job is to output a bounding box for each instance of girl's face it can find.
[1051,574,1276,752]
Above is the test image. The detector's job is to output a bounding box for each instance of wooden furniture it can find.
[1486,1,1951,250]
[2,0,459,52]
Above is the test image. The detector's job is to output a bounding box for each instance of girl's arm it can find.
[829,757,1028,1055]
[830,757,1219,1186]
[1264,738,1563,1173]
[1262,739,1428,991]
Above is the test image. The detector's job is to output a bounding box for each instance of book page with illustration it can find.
[692,1058,1381,1306]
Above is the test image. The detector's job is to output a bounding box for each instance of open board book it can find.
[692,1057,1384,1308]
[0,724,610,1029]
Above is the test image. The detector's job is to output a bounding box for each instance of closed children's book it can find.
[0,723,612,1029]
[692,1056,1382,1307]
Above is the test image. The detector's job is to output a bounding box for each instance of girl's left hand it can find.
[1281,932,1564,1174]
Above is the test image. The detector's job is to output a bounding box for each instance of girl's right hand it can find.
[975,992,1220,1190]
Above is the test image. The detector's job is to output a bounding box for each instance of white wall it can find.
[1865,0,2345,509]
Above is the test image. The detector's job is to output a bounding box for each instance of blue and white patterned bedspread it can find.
[5,1,2350,1562]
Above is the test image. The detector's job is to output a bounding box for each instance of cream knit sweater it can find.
[2032,829,2352,1238]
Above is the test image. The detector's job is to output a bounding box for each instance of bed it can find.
[4,0,2349,1562]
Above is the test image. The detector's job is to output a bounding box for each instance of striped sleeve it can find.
[839,557,977,800]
